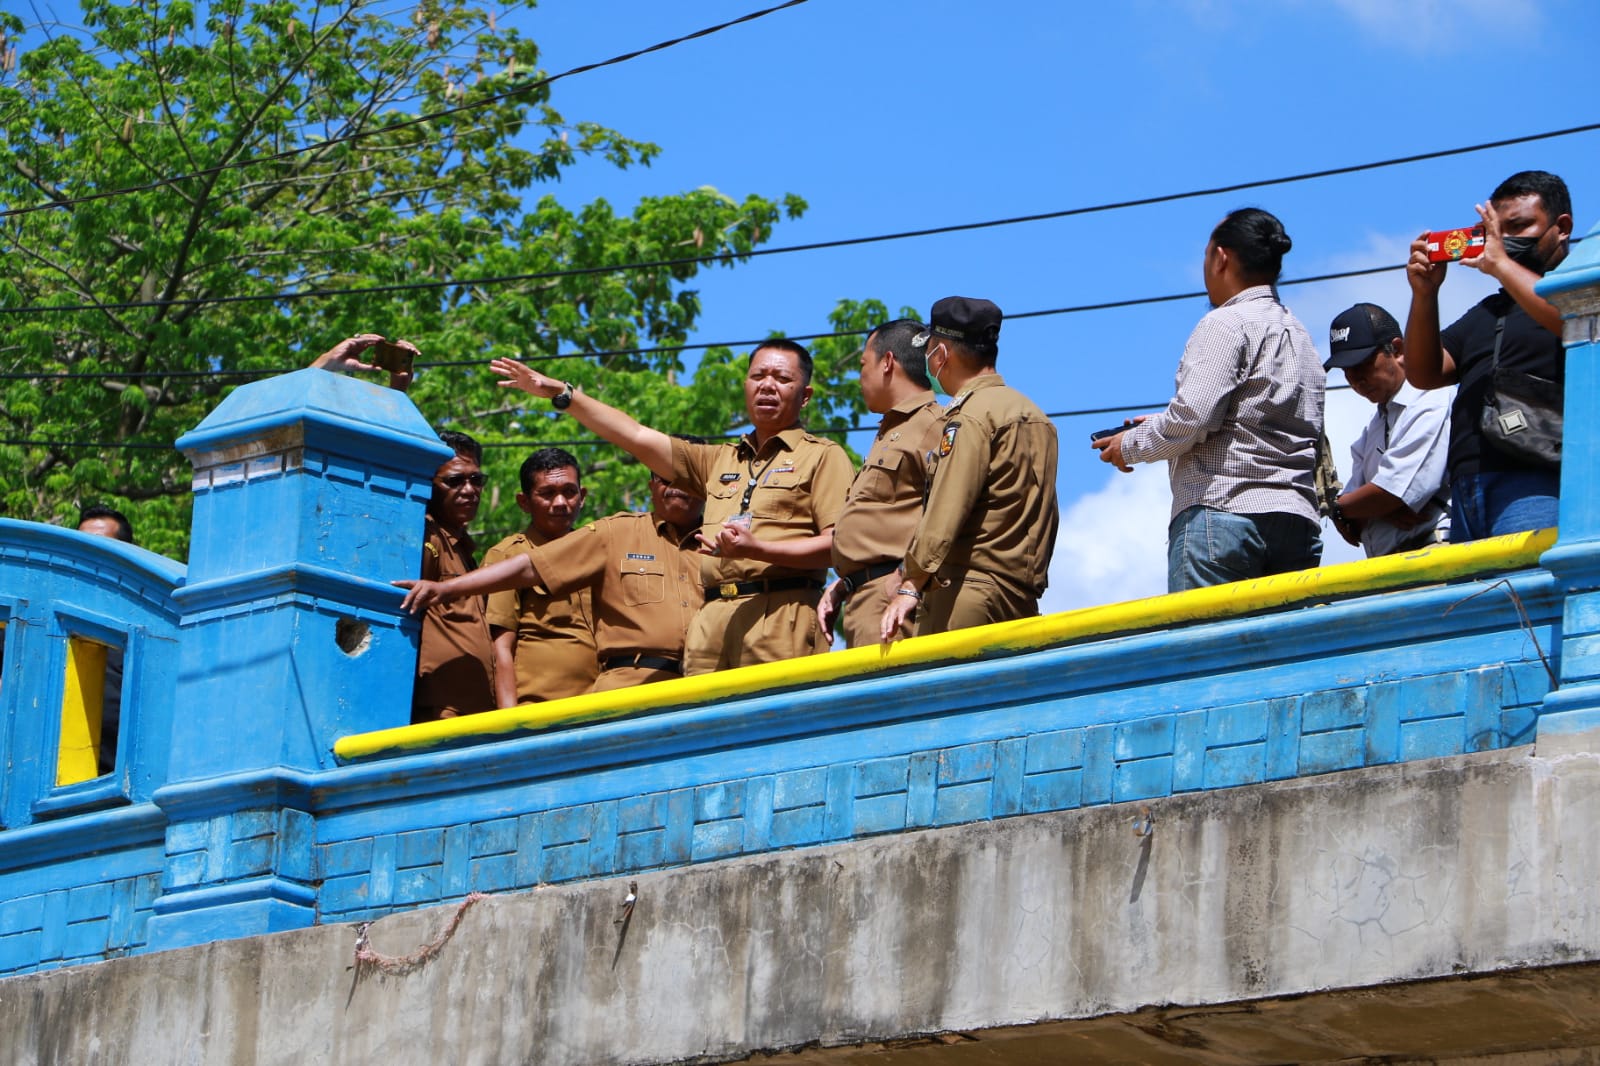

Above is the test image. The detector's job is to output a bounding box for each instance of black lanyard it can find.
[739,449,784,513]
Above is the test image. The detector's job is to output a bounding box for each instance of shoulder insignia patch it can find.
[424,541,440,559]
[939,422,960,457]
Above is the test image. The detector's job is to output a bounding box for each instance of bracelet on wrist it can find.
[551,381,575,410]
[896,586,922,601]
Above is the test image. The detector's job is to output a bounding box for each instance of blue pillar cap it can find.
[175,368,451,469]
[1537,220,1600,304]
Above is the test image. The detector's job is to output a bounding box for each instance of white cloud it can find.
[1325,0,1540,45]
[1042,466,1171,613]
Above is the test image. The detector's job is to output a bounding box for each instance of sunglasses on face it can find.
[439,473,487,489]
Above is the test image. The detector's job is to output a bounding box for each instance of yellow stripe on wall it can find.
[336,528,1558,762]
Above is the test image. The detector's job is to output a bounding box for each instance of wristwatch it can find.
[551,381,575,410]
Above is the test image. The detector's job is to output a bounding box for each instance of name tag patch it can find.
[719,472,742,483]
[626,553,656,561]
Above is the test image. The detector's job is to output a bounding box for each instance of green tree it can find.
[0,0,872,558]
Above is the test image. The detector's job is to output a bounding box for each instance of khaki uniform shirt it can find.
[484,528,597,702]
[831,391,943,575]
[903,374,1060,599]
[672,428,854,586]
[528,511,701,661]
[413,516,496,720]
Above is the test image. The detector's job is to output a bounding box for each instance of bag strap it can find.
[1490,315,1506,370]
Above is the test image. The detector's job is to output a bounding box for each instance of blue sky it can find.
[515,1,1596,607]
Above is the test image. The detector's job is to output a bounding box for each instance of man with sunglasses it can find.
[412,430,497,722]
[398,462,707,693]
[481,448,598,706]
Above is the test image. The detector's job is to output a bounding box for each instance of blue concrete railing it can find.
[1,223,1597,978]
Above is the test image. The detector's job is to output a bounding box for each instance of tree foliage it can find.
[0,0,874,558]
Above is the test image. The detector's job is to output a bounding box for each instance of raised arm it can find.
[393,552,538,614]
[490,358,673,478]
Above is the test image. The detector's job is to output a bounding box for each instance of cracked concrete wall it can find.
[4,743,1599,1066]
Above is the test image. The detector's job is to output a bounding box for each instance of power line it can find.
[0,0,812,220]
[0,260,1404,382]
[2,121,1594,319]
[0,387,1359,453]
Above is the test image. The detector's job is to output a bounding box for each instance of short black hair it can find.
[1492,170,1571,221]
[437,429,481,465]
[1211,207,1293,282]
[79,504,134,544]
[519,447,580,493]
[867,319,931,389]
[752,338,814,385]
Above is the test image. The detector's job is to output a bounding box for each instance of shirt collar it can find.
[738,426,803,457]
[952,373,1006,404]
[1220,284,1278,309]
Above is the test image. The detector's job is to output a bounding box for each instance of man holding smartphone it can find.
[1403,170,1572,541]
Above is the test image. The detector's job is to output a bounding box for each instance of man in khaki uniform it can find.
[819,319,943,648]
[482,447,597,705]
[882,297,1059,639]
[412,430,496,721]
[488,340,854,674]
[398,469,706,694]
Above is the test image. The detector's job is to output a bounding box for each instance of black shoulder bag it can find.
[1479,315,1563,469]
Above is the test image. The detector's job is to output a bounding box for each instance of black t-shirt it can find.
[1439,290,1565,478]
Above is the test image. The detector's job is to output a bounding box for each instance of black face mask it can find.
[1502,230,1551,274]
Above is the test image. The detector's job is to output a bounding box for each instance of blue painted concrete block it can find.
[1265,696,1302,780]
[1114,755,1173,802]
[742,777,774,854]
[0,895,44,935]
[618,829,665,871]
[320,839,374,878]
[1205,745,1265,789]
[0,932,43,972]
[695,782,744,822]
[442,826,471,897]
[1021,769,1082,814]
[64,918,109,959]
[1401,718,1465,762]
[1115,716,1175,761]
[319,874,372,916]
[165,820,210,855]
[66,883,112,923]
[691,820,743,862]
[1082,725,1115,805]
[586,802,618,878]
[1208,702,1268,746]
[771,807,825,849]
[663,791,694,865]
[939,742,995,785]
[1302,688,1364,734]
[1025,729,1084,774]
[616,795,666,834]
[854,794,908,836]
[857,756,910,798]
[224,837,274,880]
[513,814,543,886]
[773,768,827,810]
[933,781,991,827]
[992,737,1027,818]
[1172,711,1207,793]
[1300,730,1365,776]
[165,851,208,890]
[392,865,442,906]
[543,843,587,883]
[543,807,591,848]
[906,753,938,828]
[396,829,444,868]
[470,855,517,894]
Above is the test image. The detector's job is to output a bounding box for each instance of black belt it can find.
[705,577,825,602]
[601,654,683,674]
[837,560,901,596]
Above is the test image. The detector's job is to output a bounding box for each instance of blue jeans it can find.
[1448,469,1560,542]
[1167,506,1323,593]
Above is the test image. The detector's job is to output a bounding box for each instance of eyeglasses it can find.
[439,473,487,489]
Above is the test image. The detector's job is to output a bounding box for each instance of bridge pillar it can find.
[146,368,449,949]
[1535,221,1600,751]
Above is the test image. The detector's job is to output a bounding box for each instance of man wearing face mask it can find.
[1324,303,1453,557]
[880,297,1059,640]
[1404,170,1573,540]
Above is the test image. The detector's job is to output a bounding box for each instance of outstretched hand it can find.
[490,357,562,399]
[393,578,453,615]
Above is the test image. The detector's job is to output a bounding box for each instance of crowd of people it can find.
[304,167,1571,723]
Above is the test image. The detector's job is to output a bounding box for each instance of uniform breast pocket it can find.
[619,556,667,606]
[752,473,799,521]
[853,451,904,504]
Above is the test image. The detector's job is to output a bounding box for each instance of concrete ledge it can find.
[5,740,1599,1065]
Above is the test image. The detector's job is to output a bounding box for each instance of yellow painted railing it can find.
[336,527,1558,762]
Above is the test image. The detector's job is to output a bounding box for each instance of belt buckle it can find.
[719,582,740,599]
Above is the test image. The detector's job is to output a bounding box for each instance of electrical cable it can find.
[0,0,812,220]
[0,386,1357,452]
[0,259,1404,382]
[2,121,1594,319]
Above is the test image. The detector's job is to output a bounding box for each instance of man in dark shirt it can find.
[1404,170,1573,540]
